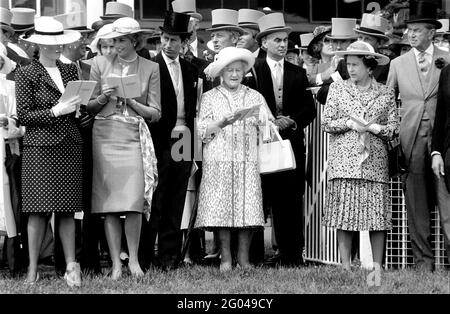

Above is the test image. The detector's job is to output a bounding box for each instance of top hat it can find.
[436,19,450,34]
[406,0,441,29]
[299,33,314,49]
[238,9,265,31]
[307,25,331,59]
[159,11,191,36]
[326,18,358,40]
[0,7,14,36]
[10,8,35,33]
[206,9,244,35]
[171,0,202,22]
[54,11,94,33]
[354,13,389,41]
[100,2,133,20]
[334,40,390,65]
[21,16,81,45]
[255,13,292,41]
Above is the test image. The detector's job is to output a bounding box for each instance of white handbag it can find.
[259,124,296,175]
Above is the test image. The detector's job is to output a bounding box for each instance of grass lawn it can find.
[0,263,449,294]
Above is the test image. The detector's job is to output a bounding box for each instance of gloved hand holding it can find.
[346,119,366,133]
[52,96,81,117]
[367,123,382,134]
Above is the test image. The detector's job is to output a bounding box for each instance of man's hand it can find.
[274,115,295,131]
[432,154,445,178]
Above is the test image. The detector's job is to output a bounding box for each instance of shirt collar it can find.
[413,44,434,57]
[190,38,198,50]
[253,48,260,58]
[266,56,284,71]
[162,51,180,66]
[59,54,72,64]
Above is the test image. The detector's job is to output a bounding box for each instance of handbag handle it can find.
[269,122,285,146]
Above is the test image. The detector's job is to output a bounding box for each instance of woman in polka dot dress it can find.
[15,17,84,287]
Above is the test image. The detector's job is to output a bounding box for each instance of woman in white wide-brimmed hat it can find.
[16,16,83,286]
[195,47,273,272]
[87,17,160,280]
[321,41,399,271]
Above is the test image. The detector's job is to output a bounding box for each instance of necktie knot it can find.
[418,51,430,74]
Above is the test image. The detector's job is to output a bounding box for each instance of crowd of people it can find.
[0,0,450,288]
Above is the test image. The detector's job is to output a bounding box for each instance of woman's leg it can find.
[217,228,232,272]
[124,212,144,277]
[369,230,385,268]
[237,229,254,268]
[104,214,123,279]
[57,215,76,266]
[337,229,353,270]
[26,214,46,282]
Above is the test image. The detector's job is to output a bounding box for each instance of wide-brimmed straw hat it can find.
[406,0,442,29]
[89,23,114,53]
[0,7,14,36]
[21,16,81,46]
[207,9,244,35]
[256,13,291,41]
[10,8,35,33]
[171,0,202,22]
[354,13,390,41]
[207,46,255,78]
[101,17,152,39]
[334,40,389,65]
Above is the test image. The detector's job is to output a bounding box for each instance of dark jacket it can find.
[6,46,31,81]
[151,53,198,157]
[15,59,82,146]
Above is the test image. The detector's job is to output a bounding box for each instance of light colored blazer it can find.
[387,46,450,164]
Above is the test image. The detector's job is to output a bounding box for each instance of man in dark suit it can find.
[147,11,198,270]
[429,64,450,266]
[252,13,316,266]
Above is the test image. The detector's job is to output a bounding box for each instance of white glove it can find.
[368,123,382,134]
[346,119,366,133]
[52,96,81,117]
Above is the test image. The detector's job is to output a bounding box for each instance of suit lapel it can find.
[425,47,443,99]
[406,50,426,98]
[34,60,63,95]
[180,59,194,118]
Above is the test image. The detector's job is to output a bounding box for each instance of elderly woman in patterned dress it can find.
[16,17,83,286]
[195,47,272,272]
[322,41,399,271]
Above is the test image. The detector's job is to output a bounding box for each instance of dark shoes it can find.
[263,254,304,268]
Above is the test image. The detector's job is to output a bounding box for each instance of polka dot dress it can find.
[16,59,84,213]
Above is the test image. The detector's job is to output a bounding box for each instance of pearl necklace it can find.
[118,54,138,63]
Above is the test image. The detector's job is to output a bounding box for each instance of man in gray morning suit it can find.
[387,0,450,271]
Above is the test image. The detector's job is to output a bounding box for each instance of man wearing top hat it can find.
[207,9,244,56]
[148,11,198,270]
[172,0,209,61]
[387,0,450,272]
[252,13,316,267]
[314,18,358,105]
[236,9,266,59]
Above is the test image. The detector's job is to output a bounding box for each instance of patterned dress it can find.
[194,85,266,230]
[322,79,399,231]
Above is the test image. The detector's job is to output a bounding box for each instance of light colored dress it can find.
[90,55,160,215]
[194,85,266,230]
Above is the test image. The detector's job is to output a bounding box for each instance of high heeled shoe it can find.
[24,272,39,285]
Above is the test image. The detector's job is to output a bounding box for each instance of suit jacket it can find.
[151,53,198,156]
[387,46,450,164]
[252,59,316,160]
[15,59,83,146]
[6,46,30,81]
[432,64,450,155]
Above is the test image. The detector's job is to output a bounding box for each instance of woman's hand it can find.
[219,113,239,128]
[52,96,82,117]
[0,115,8,128]
[102,84,116,97]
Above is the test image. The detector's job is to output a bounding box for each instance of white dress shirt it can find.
[413,44,434,74]
[190,38,198,58]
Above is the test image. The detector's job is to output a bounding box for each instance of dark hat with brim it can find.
[354,27,389,41]
[159,11,192,36]
[406,0,442,29]
[307,26,331,59]
[287,40,299,55]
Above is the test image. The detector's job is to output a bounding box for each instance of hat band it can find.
[1,22,11,27]
[210,23,238,29]
[35,30,65,36]
[358,27,386,36]
[112,26,140,34]
[262,25,288,32]
[11,23,34,30]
